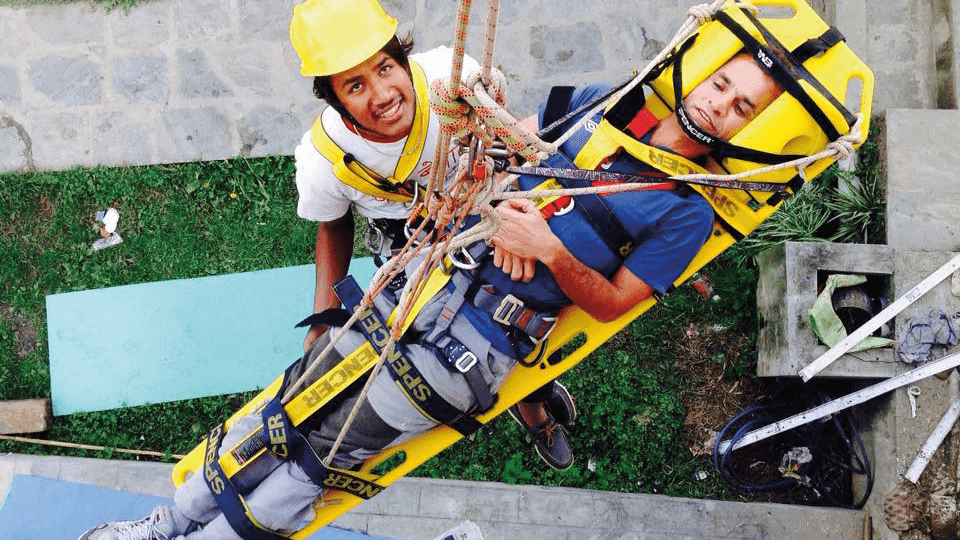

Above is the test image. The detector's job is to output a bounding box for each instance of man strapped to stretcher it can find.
[77,48,784,540]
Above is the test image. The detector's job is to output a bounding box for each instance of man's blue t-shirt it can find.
[474,84,714,312]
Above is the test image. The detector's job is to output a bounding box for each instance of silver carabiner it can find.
[449,246,481,270]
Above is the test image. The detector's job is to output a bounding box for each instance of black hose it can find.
[712,381,873,509]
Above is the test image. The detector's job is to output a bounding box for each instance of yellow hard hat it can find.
[290,0,399,77]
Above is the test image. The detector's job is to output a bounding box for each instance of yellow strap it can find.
[573,118,773,234]
[217,343,382,480]
[310,61,431,202]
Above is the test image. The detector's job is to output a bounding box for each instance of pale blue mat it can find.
[46,259,378,416]
[0,475,394,540]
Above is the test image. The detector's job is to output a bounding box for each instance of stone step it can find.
[0,453,869,540]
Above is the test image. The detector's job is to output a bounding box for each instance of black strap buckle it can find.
[493,294,523,325]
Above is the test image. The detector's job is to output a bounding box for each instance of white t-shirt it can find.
[294,47,481,222]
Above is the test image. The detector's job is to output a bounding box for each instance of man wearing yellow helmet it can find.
[288,0,576,472]
[289,0,476,351]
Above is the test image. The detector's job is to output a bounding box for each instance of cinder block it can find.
[757,241,897,378]
[0,399,52,435]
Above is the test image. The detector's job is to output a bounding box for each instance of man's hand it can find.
[492,245,536,282]
[489,198,562,282]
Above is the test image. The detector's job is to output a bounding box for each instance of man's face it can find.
[682,54,781,142]
[330,51,415,142]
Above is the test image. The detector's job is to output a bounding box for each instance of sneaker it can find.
[544,381,576,426]
[92,233,123,251]
[76,506,175,540]
[508,404,574,470]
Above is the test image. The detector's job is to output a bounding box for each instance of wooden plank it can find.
[0,399,52,434]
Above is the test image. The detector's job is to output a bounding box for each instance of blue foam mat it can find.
[47,259,378,416]
[0,475,394,540]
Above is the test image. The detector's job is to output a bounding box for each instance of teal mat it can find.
[47,259,378,416]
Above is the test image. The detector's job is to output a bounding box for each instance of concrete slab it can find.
[0,454,869,540]
[828,0,938,110]
[883,109,960,253]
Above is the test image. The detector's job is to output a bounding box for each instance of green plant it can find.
[728,122,885,264]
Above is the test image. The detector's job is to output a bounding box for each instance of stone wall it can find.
[0,0,953,173]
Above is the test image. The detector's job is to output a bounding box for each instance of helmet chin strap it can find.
[674,100,719,149]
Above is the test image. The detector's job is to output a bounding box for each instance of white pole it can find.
[904,373,960,483]
[718,352,960,454]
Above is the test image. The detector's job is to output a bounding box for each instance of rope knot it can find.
[465,67,508,108]
[827,138,854,160]
[687,3,717,24]
[430,78,474,137]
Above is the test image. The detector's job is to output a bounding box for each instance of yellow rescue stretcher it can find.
[172,1,874,537]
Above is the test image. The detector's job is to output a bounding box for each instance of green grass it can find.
[0,128,884,498]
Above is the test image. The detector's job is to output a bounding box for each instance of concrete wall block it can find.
[110,0,170,49]
[870,27,924,63]
[215,47,275,99]
[25,2,104,46]
[0,64,20,106]
[530,22,605,79]
[175,0,231,40]
[112,53,169,103]
[757,241,897,378]
[0,9,20,61]
[605,10,676,72]
[238,0,294,41]
[874,68,935,110]
[27,111,95,171]
[176,48,233,100]
[158,107,233,162]
[0,123,29,171]
[380,0,416,27]
[237,105,304,158]
[883,109,960,252]
[94,111,153,167]
[28,55,104,107]
[832,0,868,57]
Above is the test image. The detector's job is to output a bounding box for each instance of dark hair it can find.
[312,35,415,112]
